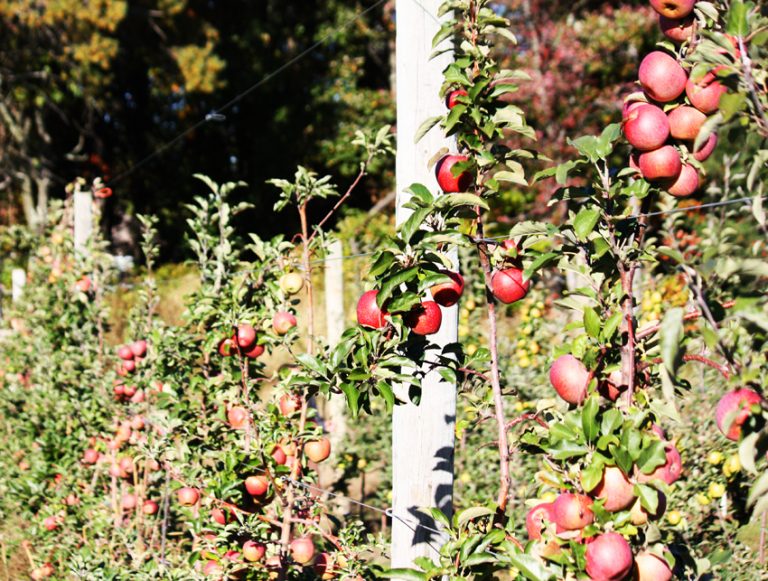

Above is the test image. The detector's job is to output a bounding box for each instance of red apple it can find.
[526,502,554,540]
[273,311,297,335]
[228,406,249,429]
[491,268,530,304]
[140,500,157,515]
[211,507,229,525]
[118,345,134,361]
[245,475,269,496]
[75,276,92,293]
[666,163,699,197]
[638,145,682,181]
[637,443,682,485]
[130,389,145,404]
[650,0,695,18]
[202,560,222,576]
[622,92,648,120]
[177,487,200,506]
[279,393,302,416]
[30,563,54,580]
[638,51,687,103]
[121,493,137,510]
[122,359,136,373]
[83,448,99,464]
[290,537,316,565]
[404,301,443,336]
[430,270,464,307]
[597,370,626,401]
[314,552,339,579]
[435,154,472,193]
[218,337,237,357]
[693,133,717,161]
[243,341,264,359]
[237,324,257,349]
[623,104,670,151]
[594,466,635,512]
[446,89,468,109]
[356,290,388,329]
[634,551,673,581]
[130,340,147,358]
[668,105,707,141]
[552,493,594,530]
[686,73,728,114]
[305,438,332,463]
[243,540,267,562]
[272,445,288,465]
[585,532,633,581]
[123,384,136,397]
[659,14,694,43]
[715,388,764,441]
[43,516,59,531]
[549,355,590,405]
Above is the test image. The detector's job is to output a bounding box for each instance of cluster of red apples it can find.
[218,274,300,359]
[529,354,682,579]
[623,0,728,198]
[178,394,335,577]
[116,339,147,376]
[356,242,531,335]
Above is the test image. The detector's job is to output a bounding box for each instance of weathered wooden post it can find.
[73,184,93,258]
[324,239,348,451]
[392,0,457,572]
[11,268,25,303]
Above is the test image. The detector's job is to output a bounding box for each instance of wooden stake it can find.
[73,186,93,258]
[392,0,457,572]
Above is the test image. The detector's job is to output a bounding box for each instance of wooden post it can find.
[11,268,25,303]
[73,186,93,258]
[392,0,457,572]
[324,240,348,457]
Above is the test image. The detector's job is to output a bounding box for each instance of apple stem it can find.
[475,210,511,518]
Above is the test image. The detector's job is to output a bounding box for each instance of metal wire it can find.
[107,0,389,186]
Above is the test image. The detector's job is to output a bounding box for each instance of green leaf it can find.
[748,471,768,507]
[369,251,396,278]
[339,383,360,419]
[406,183,435,205]
[457,506,494,527]
[635,483,660,514]
[660,308,684,375]
[726,0,750,36]
[435,193,489,211]
[508,554,557,581]
[573,208,600,241]
[637,440,668,474]
[377,266,419,307]
[523,252,558,281]
[379,569,428,580]
[581,458,605,493]
[494,169,527,186]
[414,116,442,143]
[739,432,760,475]
[399,207,432,245]
[601,311,623,342]
[601,409,623,436]
[377,381,395,413]
[582,396,600,443]
[549,441,589,460]
[569,135,600,162]
[583,307,601,339]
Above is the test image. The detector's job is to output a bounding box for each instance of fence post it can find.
[324,240,347,450]
[11,268,25,303]
[392,0,456,573]
[74,185,93,258]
